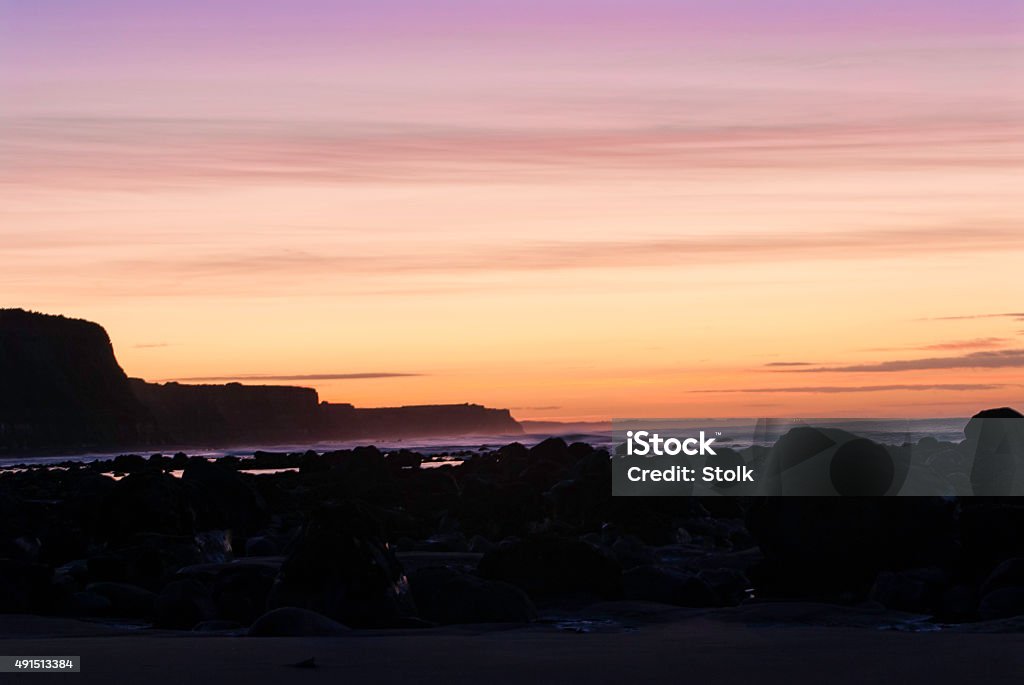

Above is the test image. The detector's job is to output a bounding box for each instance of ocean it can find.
[0,418,971,470]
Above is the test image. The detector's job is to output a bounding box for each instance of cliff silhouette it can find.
[0,309,521,454]
[0,309,155,451]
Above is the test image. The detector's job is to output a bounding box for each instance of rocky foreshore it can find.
[1,414,1023,635]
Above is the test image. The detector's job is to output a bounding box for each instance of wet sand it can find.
[1,608,1020,684]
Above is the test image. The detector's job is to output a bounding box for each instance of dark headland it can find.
[0,308,520,455]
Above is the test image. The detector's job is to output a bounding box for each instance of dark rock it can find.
[69,591,112,616]
[385,450,422,470]
[829,439,898,496]
[0,309,154,452]
[978,586,1024,620]
[760,427,910,497]
[937,584,978,622]
[244,535,279,557]
[86,535,203,589]
[130,380,321,447]
[747,497,957,599]
[468,535,497,554]
[981,557,1024,597]
[86,582,155,617]
[490,442,530,481]
[211,563,277,625]
[965,408,1024,496]
[456,477,544,540]
[99,471,196,542]
[85,555,131,584]
[193,619,244,632]
[698,567,751,606]
[182,460,268,534]
[413,533,470,553]
[959,503,1024,577]
[266,503,415,628]
[545,450,612,530]
[0,560,53,613]
[869,567,949,614]
[248,607,350,636]
[154,579,217,629]
[530,437,569,463]
[519,459,570,489]
[409,566,536,624]
[478,535,622,600]
[195,529,233,564]
[112,454,149,474]
[325,447,393,497]
[623,565,718,607]
[610,535,657,569]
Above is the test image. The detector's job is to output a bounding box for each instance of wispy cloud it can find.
[133,342,170,349]
[166,372,422,382]
[696,383,1010,394]
[764,361,817,367]
[920,337,1010,350]
[111,225,1024,278]
[865,337,1011,353]
[787,349,1024,373]
[924,313,1024,321]
[4,116,1021,189]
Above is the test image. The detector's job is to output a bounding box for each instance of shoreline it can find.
[2,608,1020,685]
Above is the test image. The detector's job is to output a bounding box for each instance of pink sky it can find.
[1,1,1022,419]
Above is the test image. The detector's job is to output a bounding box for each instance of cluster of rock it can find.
[0,415,1021,633]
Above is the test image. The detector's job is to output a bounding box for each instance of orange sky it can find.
[2,4,1022,420]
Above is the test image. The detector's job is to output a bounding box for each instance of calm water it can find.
[0,418,971,469]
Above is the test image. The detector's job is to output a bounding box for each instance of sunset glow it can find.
[2,1,1022,419]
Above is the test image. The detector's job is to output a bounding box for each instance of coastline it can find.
[2,608,1020,685]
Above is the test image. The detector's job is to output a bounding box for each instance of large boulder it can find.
[266,503,415,628]
[478,535,622,600]
[182,460,268,534]
[978,586,1024,620]
[981,557,1024,597]
[211,564,277,625]
[974,556,1024,620]
[86,582,156,618]
[409,566,536,624]
[965,408,1024,496]
[248,607,350,636]
[0,561,54,613]
[761,427,909,496]
[153,579,217,629]
[86,534,203,589]
[869,567,949,614]
[747,497,957,599]
[623,566,718,607]
[98,471,196,542]
[545,449,612,530]
[322,447,395,499]
[958,502,1024,578]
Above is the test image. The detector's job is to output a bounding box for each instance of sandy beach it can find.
[2,605,1021,685]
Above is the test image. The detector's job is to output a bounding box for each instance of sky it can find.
[2,1,1022,420]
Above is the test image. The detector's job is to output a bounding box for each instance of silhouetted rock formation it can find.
[965,407,1024,496]
[131,382,521,446]
[0,309,522,454]
[130,380,322,445]
[266,503,416,628]
[320,402,521,439]
[0,309,154,452]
